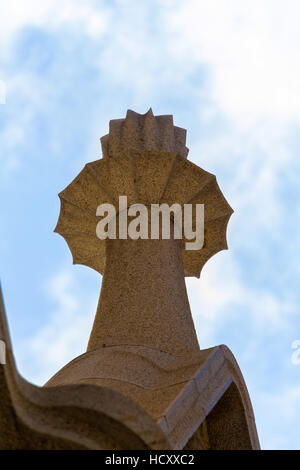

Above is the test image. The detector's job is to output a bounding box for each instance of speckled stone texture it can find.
[55,110,233,278]
[0,110,260,449]
[87,235,199,354]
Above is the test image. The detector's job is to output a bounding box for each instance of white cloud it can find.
[0,72,50,178]
[187,253,294,347]
[163,0,300,128]
[0,0,111,178]
[0,80,6,104]
[0,0,109,51]
[17,269,98,385]
[255,383,300,449]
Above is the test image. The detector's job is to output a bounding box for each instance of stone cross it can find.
[55,109,233,355]
[0,110,260,451]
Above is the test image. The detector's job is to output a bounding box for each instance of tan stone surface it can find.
[101,109,189,159]
[0,109,260,450]
[87,236,199,354]
[0,286,171,449]
[45,343,260,450]
[55,110,233,279]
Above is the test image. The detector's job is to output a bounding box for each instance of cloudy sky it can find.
[1,0,300,450]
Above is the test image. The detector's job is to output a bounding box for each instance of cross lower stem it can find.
[87,236,200,355]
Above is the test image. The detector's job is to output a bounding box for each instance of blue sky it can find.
[1,0,300,450]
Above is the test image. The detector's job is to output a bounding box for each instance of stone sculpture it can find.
[0,110,260,450]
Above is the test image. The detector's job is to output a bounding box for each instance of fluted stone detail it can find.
[55,110,233,278]
[101,109,189,159]
[0,110,260,451]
